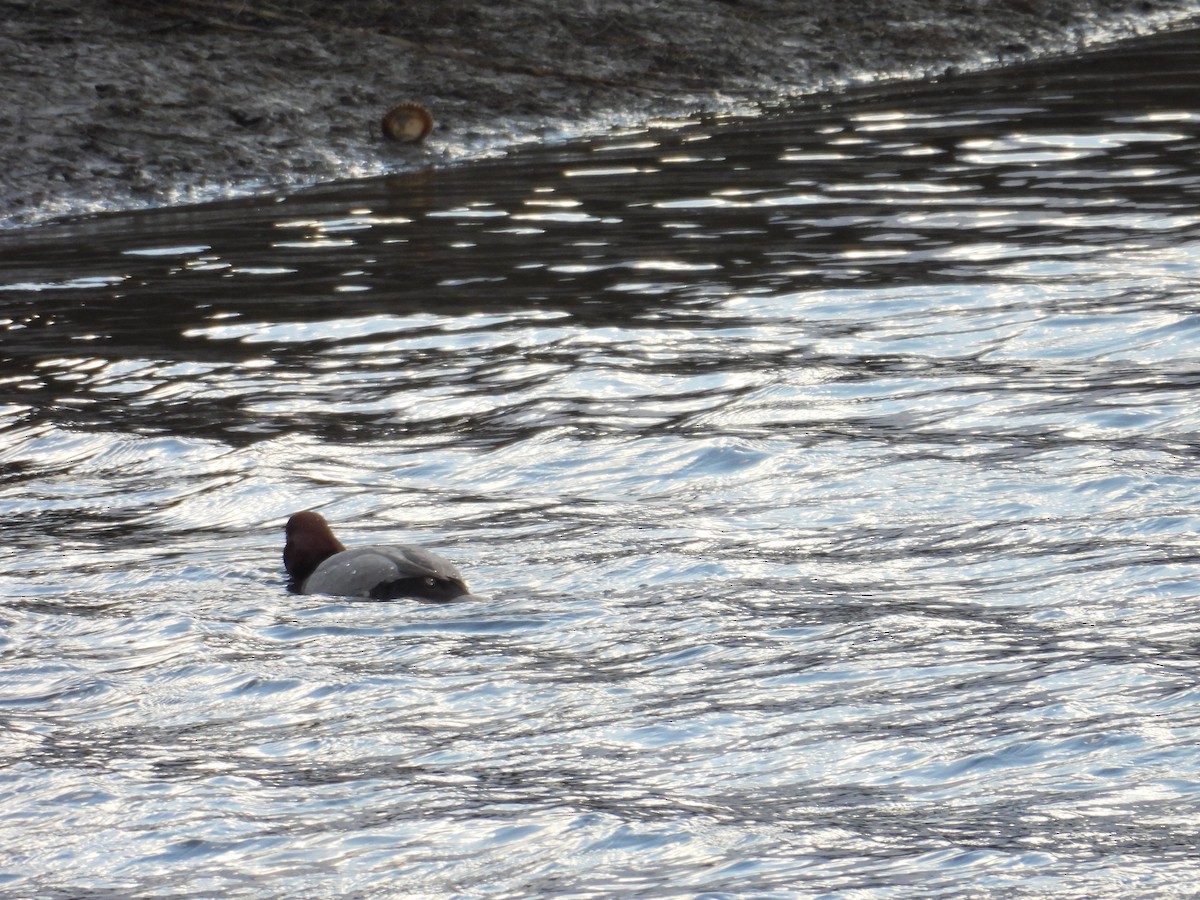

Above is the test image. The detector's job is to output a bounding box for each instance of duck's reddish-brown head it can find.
[283,511,346,582]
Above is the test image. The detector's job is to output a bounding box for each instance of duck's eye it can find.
[424,577,436,587]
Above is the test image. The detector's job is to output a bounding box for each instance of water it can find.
[3,25,1200,897]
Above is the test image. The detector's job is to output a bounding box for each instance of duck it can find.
[283,510,471,601]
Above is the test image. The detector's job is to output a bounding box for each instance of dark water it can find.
[3,25,1200,897]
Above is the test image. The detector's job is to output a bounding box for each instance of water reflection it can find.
[2,24,1200,899]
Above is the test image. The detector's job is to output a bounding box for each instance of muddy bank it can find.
[2,0,1197,227]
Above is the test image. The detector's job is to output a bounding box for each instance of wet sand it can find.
[2,0,1196,227]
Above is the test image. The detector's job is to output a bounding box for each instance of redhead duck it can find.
[283,510,471,601]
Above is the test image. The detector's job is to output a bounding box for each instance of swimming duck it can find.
[283,510,470,601]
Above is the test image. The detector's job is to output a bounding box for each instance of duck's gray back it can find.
[303,545,465,599]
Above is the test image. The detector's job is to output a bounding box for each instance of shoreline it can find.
[3,0,1198,228]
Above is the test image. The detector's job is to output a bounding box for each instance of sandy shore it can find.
[2,0,1197,227]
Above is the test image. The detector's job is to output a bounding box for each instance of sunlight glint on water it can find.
[2,25,1200,898]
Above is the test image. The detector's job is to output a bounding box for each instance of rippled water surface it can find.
[3,26,1200,897]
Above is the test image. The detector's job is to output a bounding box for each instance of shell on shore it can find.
[381,102,434,143]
